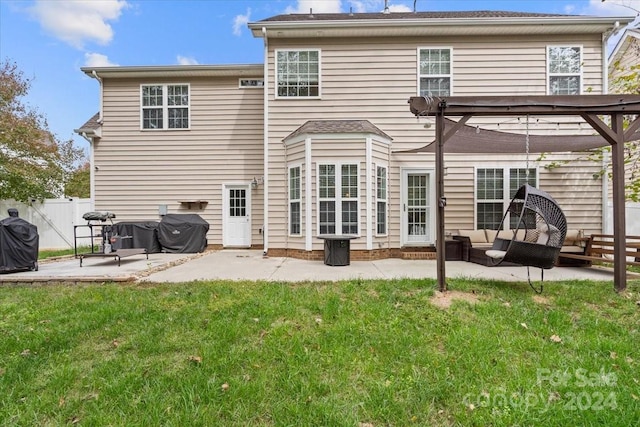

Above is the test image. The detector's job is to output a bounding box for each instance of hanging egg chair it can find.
[485,184,567,270]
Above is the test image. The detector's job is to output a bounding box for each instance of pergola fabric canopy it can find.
[400,118,640,154]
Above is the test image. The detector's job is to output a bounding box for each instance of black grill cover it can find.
[113,221,161,253]
[157,214,209,253]
[0,217,39,273]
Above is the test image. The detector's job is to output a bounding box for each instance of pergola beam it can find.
[408,95,640,293]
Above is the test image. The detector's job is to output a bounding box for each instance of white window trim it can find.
[316,162,360,236]
[288,164,302,237]
[474,165,539,230]
[239,78,264,88]
[275,49,322,99]
[416,46,453,96]
[546,45,583,95]
[375,164,388,236]
[140,83,191,130]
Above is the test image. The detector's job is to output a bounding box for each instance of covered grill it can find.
[0,214,39,273]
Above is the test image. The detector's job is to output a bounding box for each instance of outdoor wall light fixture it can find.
[251,176,264,190]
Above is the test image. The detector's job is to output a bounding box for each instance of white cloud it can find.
[233,8,251,36]
[388,4,412,12]
[84,52,118,67]
[29,0,128,49]
[286,0,342,14]
[177,55,199,66]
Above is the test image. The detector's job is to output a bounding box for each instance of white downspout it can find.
[91,70,104,123]
[86,70,103,211]
[262,27,269,256]
[601,22,620,233]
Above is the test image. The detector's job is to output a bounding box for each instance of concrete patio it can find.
[0,249,625,285]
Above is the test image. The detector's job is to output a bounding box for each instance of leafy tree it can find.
[0,59,86,202]
[65,161,90,198]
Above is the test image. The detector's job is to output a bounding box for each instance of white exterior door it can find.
[223,184,251,247]
[401,169,434,246]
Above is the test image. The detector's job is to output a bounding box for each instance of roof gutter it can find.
[249,15,634,37]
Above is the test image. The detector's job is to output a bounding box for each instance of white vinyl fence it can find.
[606,202,640,236]
[1,198,93,250]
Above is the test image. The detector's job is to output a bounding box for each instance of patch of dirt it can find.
[532,295,552,305]
[430,290,481,309]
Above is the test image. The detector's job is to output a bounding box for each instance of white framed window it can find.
[239,79,264,88]
[547,46,582,95]
[418,47,452,97]
[376,165,387,235]
[476,167,537,230]
[289,166,301,236]
[276,49,320,98]
[141,84,190,130]
[318,163,359,235]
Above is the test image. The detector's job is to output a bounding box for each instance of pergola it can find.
[408,95,640,293]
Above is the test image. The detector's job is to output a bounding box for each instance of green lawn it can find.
[1,278,638,426]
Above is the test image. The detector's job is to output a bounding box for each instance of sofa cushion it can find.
[561,245,584,253]
[564,229,581,245]
[457,229,488,244]
[495,230,515,240]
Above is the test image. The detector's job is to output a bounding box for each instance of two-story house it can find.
[77,10,632,259]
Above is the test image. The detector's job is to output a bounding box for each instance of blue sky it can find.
[1,0,639,155]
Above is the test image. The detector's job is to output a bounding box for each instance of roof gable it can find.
[609,28,640,66]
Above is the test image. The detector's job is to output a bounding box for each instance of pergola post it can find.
[435,110,446,292]
[611,114,627,292]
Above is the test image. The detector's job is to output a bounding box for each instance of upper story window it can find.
[141,84,189,130]
[276,50,320,98]
[418,48,452,97]
[547,46,582,95]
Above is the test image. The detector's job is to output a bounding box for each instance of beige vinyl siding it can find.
[610,36,639,87]
[95,76,264,246]
[266,32,606,250]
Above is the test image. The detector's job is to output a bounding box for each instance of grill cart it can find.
[74,211,148,267]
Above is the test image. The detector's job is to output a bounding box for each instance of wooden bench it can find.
[558,234,640,267]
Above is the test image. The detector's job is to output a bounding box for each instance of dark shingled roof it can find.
[75,112,101,132]
[259,10,573,23]
[284,120,392,142]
